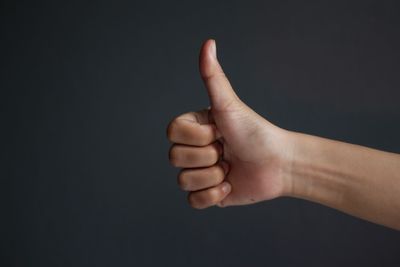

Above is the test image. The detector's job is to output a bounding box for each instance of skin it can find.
[167,39,400,230]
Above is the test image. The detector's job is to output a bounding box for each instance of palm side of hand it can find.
[167,39,292,209]
[213,104,292,207]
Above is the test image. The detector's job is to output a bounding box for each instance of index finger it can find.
[167,110,220,146]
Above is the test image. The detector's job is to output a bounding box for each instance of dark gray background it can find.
[2,0,400,266]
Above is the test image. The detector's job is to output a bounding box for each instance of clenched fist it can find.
[167,39,295,209]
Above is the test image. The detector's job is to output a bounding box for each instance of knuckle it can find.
[208,188,221,203]
[177,171,189,190]
[168,145,180,167]
[166,119,179,142]
[188,193,205,209]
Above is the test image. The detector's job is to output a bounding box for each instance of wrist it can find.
[284,131,346,206]
[283,131,321,199]
[284,131,307,198]
[273,128,298,198]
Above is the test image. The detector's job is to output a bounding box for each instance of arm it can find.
[167,39,400,230]
[287,131,400,230]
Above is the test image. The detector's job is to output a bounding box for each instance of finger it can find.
[167,112,219,146]
[187,181,232,209]
[173,109,210,124]
[177,161,229,191]
[169,142,222,168]
[199,39,241,111]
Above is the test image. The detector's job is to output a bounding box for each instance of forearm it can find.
[286,131,400,230]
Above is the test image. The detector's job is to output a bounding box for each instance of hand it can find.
[167,39,294,209]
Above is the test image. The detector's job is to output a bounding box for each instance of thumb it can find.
[199,39,240,111]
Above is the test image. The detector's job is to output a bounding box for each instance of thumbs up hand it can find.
[167,39,295,209]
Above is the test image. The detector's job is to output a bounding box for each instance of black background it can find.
[3,1,400,266]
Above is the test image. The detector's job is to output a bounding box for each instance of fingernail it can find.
[221,182,231,193]
[210,39,217,59]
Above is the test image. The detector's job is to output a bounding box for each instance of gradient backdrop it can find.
[2,1,400,266]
